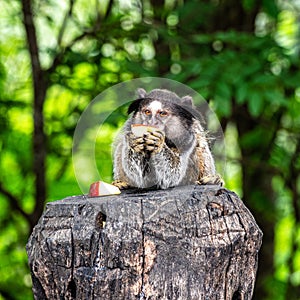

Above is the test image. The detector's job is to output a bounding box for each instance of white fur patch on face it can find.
[148,100,162,113]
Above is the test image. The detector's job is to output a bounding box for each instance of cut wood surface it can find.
[27,185,263,300]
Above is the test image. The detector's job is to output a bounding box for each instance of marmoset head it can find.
[127,88,201,146]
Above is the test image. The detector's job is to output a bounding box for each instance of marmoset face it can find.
[138,100,171,129]
[132,99,193,143]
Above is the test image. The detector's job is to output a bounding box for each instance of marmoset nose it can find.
[150,116,160,126]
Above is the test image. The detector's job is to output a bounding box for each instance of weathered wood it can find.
[27,185,262,300]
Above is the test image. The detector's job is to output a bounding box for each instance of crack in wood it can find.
[139,198,146,300]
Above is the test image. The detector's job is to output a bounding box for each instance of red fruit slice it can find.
[89,181,121,197]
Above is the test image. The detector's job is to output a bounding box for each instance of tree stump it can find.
[27,185,262,300]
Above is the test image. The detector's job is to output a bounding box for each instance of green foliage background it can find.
[0,0,300,299]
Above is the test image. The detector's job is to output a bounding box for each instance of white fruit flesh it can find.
[131,124,158,137]
[89,181,121,197]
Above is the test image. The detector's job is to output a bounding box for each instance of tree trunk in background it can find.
[27,185,262,299]
[235,105,276,299]
[22,0,47,230]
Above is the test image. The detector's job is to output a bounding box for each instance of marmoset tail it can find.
[112,88,223,189]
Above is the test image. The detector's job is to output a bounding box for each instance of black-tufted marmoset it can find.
[112,88,223,189]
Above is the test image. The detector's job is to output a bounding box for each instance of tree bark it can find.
[27,185,262,299]
[22,0,47,230]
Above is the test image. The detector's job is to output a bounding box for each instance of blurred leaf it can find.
[236,84,248,104]
[265,89,287,107]
[281,72,300,88]
[215,81,232,100]
[248,91,263,117]
[242,0,256,11]
[213,95,232,118]
[263,0,279,18]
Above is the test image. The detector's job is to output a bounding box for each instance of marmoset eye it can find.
[144,109,151,116]
[159,111,168,117]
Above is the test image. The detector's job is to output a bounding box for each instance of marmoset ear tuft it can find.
[137,88,147,98]
[127,98,143,115]
[181,95,194,106]
[128,89,147,115]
